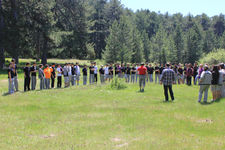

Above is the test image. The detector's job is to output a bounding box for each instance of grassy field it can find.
[0,59,224,150]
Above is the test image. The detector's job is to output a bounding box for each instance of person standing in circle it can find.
[137,63,147,92]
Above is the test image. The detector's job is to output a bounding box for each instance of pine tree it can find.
[185,23,203,63]
[142,31,151,62]
[173,24,184,63]
[103,21,120,63]
[89,0,108,59]
[131,28,144,63]
[0,0,5,68]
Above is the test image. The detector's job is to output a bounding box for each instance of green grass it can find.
[0,75,224,150]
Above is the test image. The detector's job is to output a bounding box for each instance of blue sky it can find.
[121,0,224,17]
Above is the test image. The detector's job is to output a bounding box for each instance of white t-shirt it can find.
[57,67,62,77]
[68,66,72,76]
[104,67,109,75]
[94,66,98,74]
[75,65,80,75]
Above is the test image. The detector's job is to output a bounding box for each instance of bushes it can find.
[199,49,225,65]
[110,77,127,90]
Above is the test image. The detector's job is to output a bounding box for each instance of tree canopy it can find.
[0,0,225,67]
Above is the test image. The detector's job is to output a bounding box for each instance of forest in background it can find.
[0,0,225,68]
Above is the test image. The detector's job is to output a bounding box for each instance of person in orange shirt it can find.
[44,64,51,89]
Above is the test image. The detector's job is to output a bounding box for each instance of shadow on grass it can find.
[200,98,222,105]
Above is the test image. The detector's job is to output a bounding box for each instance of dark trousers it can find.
[163,85,174,101]
[51,77,55,88]
[94,74,98,83]
[24,77,30,91]
[187,76,192,86]
[57,76,62,88]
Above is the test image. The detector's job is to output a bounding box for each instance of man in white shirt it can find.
[94,62,98,83]
[104,64,109,82]
[68,63,72,86]
[57,64,62,88]
[75,62,81,85]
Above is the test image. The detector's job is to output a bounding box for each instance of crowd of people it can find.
[7,59,225,102]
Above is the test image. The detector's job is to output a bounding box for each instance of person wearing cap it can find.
[198,65,212,103]
[160,63,175,102]
[137,63,147,92]
[99,65,105,84]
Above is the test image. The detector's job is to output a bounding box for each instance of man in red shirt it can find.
[138,63,147,92]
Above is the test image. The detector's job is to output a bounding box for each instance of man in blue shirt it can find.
[160,63,175,102]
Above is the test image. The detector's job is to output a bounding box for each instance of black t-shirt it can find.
[82,68,87,76]
[24,67,31,78]
[148,67,154,74]
[193,66,198,76]
[109,67,113,75]
[14,64,17,76]
[121,67,126,73]
[115,67,120,74]
[99,68,105,75]
[89,66,94,74]
[173,67,178,73]
[131,67,136,74]
[71,67,75,75]
[178,68,183,74]
[159,67,165,74]
[126,67,131,74]
[8,68,14,79]
[211,71,219,85]
[155,66,160,74]
[30,66,37,76]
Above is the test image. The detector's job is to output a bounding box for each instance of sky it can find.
[121,0,225,17]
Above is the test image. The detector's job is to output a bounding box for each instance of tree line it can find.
[0,0,225,68]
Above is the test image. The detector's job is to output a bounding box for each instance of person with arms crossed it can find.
[99,65,105,84]
[198,65,212,103]
[160,63,175,102]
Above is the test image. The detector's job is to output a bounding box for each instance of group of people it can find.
[7,60,225,102]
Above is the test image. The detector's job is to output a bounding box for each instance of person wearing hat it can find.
[99,65,105,84]
[160,63,175,102]
[137,63,147,92]
[198,65,212,103]
[82,65,88,85]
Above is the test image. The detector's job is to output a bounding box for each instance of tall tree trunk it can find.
[0,0,5,68]
[41,33,47,65]
[35,32,40,62]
